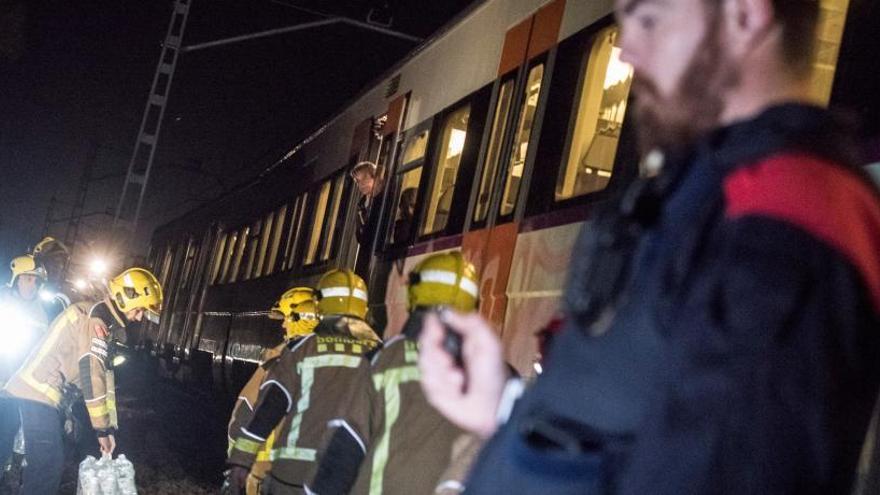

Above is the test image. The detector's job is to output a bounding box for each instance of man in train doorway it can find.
[418,0,880,493]
[351,161,383,278]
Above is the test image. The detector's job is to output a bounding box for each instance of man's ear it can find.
[722,0,776,59]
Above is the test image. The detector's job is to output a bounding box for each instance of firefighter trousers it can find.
[0,397,20,466]
[18,400,65,494]
[260,475,305,495]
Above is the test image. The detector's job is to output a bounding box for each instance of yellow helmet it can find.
[9,255,47,287]
[32,236,69,257]
[316,269,368,319]
[270,287,319,339]
[107,267,163,323]
[408,251,479,313]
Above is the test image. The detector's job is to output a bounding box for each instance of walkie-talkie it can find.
[436,308,464,369]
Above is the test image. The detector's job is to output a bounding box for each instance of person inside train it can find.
[0,267,163,494]
[392,186,417,245]
[225,287,319,495]
[227,268,381,494]
[418,0,880,493]
[308,251,484,495]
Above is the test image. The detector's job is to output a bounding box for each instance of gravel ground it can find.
[2,355,232,495]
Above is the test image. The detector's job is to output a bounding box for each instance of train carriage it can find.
[141,0,869,390]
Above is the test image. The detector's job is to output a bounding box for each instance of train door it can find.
[350,94,409,281]
[461,0,565,371]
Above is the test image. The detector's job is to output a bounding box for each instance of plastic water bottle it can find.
[96,454,118,494]
[115,454,138,495]
[77,456,101,495]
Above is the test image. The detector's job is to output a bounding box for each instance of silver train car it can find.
[137,0,875,392]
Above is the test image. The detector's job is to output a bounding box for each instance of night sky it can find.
[0,0,474,279]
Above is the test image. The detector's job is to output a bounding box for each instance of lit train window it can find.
[282,193,308,271]
[387,130,429,246]
[556,27,633,202]
[474,78,515,223]
[264,204,287,276]
[305,180,332,265]
[500,64,545,216]
[402,130,429,164]
[320,174,346,261]
[228,226,249,283]
[209,234,227,285]
[253,211,274,278]
[809,0,850,105]
[242,220,261,281]
[218,231,238,283]
[422,105,470,235]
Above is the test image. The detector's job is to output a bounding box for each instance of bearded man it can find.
[417,0,880,493]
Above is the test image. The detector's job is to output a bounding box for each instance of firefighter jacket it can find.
[308,312,480,495]
[464,104,880,494]
[228,315,381,489]
[3,299,123,432]
[0,287,50,384]
[227,341,288,485]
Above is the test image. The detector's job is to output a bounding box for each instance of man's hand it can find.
[98,434,116,455]
[418,311,507,439]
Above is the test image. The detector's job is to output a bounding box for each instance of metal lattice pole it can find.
[113,0,192,247]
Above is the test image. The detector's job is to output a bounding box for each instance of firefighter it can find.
[310,251,483,495]
[0,255,50,384]
[0,267,162,494]
[227,268,381,494]
[226,287,320,495]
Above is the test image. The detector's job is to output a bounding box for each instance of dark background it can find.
[0,0,475,279]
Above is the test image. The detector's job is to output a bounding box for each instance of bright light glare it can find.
[533,362,543,375]
[0,304,34,357]
[447,129,466,158]
[74,279,87,290]
[112,355,127,367]
[89,258,108,276]
[39,290,55,302]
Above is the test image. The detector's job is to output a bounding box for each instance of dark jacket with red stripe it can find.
[464,104,880,494]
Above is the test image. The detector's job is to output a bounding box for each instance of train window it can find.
[320,174,346,261]
[218,231,238,283]
[179,238,198,289]
[555,27,633,202]
[253,211,274,278]
[402,131,429,164]
[264,204,287,276]
[282,193,308,271]
[421,105,471,235]
[389,166,423,245]
[500,64,545,217]
[809,0,850,105]
[386,130,429,247]
[304,180,332,265]
[209,234,227,285]
[474,78,515,223]
[228,226,249,283]
[241,220,261,281]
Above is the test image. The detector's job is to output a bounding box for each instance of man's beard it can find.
[632,16,740,157]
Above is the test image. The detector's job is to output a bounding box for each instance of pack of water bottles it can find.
[76,454,138,495]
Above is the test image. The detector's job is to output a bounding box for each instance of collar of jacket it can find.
[316,314,380,342]
[90,297,127,330]
[699,102,859,173]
